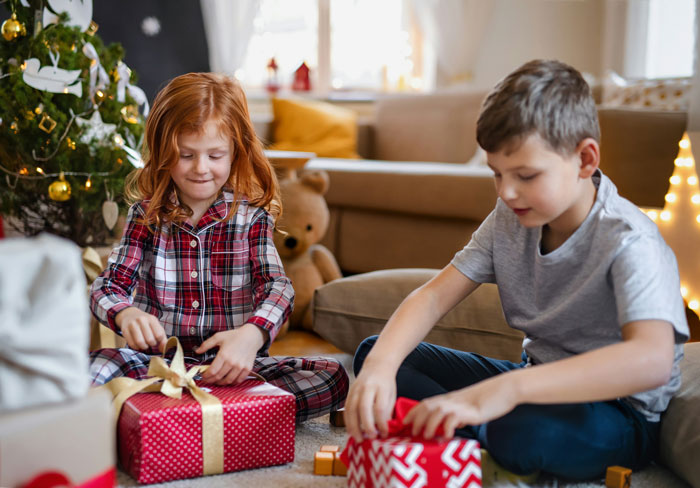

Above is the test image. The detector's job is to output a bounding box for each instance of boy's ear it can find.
[576,137,600,178]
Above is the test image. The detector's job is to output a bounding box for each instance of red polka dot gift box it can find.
[340,398,481,488]
[102,338,295,484]
[117,380,295,484]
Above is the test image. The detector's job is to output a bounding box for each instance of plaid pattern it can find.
[89,347,349,421]
[90,190,294,357]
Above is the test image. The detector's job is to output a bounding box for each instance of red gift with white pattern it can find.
[117,379,295,484]
[340,398,481,488]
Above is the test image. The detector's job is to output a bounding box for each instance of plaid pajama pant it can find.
[89,347,349,422]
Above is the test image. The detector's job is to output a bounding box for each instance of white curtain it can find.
[410,0,494,87]
[200,0,261,75]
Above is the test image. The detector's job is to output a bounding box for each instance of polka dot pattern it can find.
[602,72,691,111]
[117,379,296,484]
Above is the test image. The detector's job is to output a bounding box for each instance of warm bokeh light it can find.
[657,133,700,317]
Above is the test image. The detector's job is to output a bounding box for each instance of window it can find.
[625,0,695,79]
[646,0,695,78]
[236,0,424,95]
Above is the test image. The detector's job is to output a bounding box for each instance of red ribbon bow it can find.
[341,397,447,467]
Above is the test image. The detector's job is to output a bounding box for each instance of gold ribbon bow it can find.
[101,337,224,476]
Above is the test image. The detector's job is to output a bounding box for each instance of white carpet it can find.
[115,353,690,487]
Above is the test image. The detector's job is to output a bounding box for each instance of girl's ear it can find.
[576,137,600,178]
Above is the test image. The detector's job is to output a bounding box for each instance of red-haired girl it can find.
[89,72,348,421]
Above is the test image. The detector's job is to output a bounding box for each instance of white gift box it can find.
[0,233,90,412]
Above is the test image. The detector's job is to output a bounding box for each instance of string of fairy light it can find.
[1,47,141,196]
[641,134,700,312]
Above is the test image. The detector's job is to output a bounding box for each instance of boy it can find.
[344,59,689,480]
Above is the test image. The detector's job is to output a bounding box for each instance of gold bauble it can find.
[48,173,71,202]
[2,13,27,41]
[120,105,139,124]
[95,89,106,103]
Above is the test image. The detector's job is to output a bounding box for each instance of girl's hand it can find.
[115,307,167,351]
[404,373,519,440]
[195,324,266,385]
[345,367,397,443]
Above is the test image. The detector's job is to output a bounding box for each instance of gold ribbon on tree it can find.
[101,336,225,476]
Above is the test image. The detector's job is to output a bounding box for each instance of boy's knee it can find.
[352,335,378,376]
[484,407,553,475]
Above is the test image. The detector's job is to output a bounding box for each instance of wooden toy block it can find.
[333,451,347,476]
[314,451,334,475]
[329,408,345,427]
[320,445,340,453]
[605,465,632,488]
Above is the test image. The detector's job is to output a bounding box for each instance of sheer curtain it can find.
[200,0,260,75]
[410,0,494,88]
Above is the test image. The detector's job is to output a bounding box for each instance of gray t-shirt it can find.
[451,171,689,421]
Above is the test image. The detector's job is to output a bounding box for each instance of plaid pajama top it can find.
[90,190,294,360]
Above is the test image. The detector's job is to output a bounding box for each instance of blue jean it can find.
[354,336,660,481]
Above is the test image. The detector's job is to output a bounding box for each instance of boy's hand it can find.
[115,307,167,351]
[404,373,519,440]
[345,367,397,443]
[195,324,266,385]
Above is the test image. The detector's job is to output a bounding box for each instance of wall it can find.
[93,0,209,102]
[469,0,605,90]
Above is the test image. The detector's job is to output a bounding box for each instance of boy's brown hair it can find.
[476,59,600,156]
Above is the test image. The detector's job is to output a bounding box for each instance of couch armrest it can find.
[598,108,687,207]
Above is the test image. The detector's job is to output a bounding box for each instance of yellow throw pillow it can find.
[269,98,359,159]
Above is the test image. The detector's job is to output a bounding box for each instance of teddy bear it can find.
[274,170,342,334]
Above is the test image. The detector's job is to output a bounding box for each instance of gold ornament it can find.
[24,110,35,120]
[1,13,27,41]
[48,172,71,202]
[38,113,57,133]
[34,105,43,115]
[10,121,18,134]
[120,105,140,124]
[86,20,99,36]
[95,89,106,103]
[66,137,76,150]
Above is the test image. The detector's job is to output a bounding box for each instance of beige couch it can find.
[256,91,687,275]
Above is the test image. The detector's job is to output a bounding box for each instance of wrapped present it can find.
[0,389,115,488]
[341,398,481,488]
[103,337,296,484]
[0,234,90,413]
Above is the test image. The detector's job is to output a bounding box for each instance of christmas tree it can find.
[0,0,146,246]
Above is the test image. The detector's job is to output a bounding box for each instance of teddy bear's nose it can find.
[284,237,298,249]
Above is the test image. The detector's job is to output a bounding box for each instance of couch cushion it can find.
[312,268,524,361]
[660,342,700,488]
[373,90,488,163]
[268,98,360,159]
[306,158,497,221]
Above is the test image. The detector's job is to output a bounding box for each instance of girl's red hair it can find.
[126,72,280,226]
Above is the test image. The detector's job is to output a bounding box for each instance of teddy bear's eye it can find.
[306,224,313,231]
